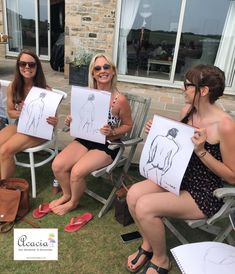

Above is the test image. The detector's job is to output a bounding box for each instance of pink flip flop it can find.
[64,212,93,233]
[32,203,52,219]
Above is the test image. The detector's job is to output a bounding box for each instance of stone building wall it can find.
[0,0,5,56]
[64,0,117,77]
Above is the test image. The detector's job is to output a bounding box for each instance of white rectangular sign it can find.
[14,228,58,260]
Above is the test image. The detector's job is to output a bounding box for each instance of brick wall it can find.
[64,0,117,77]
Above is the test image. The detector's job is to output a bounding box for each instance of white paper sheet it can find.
[171,242,235,274]
[70,86,111,144]
[139,115,194,195]
[17,87,63,140]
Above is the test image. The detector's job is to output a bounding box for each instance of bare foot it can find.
[51,200,78,215]
[49,195,70,209]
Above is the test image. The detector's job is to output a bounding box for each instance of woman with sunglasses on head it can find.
[0,49,58,179]
[126,64,235,274]
[49,53,132,215]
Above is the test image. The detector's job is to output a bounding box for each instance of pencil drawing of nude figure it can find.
[25,92,46,133]
[79,93,96,133]
[143,128,180,185]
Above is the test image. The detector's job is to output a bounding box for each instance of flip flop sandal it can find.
[140,260,172,274]
[64,212,93,233]
[127,246,153,273]
[32,203,52,219]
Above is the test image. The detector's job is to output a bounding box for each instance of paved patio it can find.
[0,56,234,162]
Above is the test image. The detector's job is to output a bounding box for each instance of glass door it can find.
[4,0,50,60]
[38,0,50,59]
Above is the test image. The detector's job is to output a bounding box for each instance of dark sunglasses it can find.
[94,64,111,71]
[184,80,196,89]
[18,61,37,69]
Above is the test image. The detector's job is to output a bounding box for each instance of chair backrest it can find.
[123,92,151,140]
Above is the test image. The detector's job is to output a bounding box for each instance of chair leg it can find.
[162,217,189,244]
[29,152,37,198]
[98,186,118,218]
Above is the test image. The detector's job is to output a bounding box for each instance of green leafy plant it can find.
[72,49,93,67]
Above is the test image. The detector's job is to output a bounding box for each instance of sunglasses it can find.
[184,81,196,89]
[94,64,111,71]
[18,61,37,69]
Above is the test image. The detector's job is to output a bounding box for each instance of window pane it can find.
[6,0,36,53]
[176,0,230,80]
[118,0,181,80]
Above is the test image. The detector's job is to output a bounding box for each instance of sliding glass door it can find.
[116,0,235,93]
[4,0,50,60]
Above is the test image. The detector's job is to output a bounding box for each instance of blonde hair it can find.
[88,53,117,90]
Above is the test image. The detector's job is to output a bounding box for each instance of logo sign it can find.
[14,228,58,260]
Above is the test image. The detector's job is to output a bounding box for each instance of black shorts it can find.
[75,138,120,160]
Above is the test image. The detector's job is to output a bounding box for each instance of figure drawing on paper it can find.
[24,92,46,133]
[79,93,96,133]
[143,127,180,185]
[202,245,235,274]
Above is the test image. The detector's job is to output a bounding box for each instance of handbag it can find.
[0,178,30,232]
[114,183,134,226]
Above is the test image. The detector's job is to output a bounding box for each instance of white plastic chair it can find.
[0,80,67,198]
[85,93,151,217]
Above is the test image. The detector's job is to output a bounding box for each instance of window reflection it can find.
[118,0,231,85]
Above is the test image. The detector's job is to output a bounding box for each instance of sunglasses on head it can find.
[18,61,37,69]
[184,80,196,89]
[94,64,111,71]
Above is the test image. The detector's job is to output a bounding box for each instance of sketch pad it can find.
[171,241,235,274]
[17,87,63,140]
[139,115,194,195]
[70,86,111,144]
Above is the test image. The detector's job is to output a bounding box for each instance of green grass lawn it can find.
[0,153,230,274]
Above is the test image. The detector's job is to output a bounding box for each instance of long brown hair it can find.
[12,49,47,104]
[181,64,225,124]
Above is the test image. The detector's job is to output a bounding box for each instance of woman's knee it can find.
[0,143,14,159]
[127,184,141,209]
[135,196,156,222]
[52,155,67,174]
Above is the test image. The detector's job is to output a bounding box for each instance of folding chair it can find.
[85,93,151,217]
[163,186,235,245]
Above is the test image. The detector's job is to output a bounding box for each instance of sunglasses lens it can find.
[103,64,111,70]
[94,64,111,71]
[18,61,36,69]
[94,65,101,71]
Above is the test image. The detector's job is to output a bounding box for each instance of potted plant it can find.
[69,50,93,86]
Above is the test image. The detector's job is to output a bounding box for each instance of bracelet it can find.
[198,151,207,158]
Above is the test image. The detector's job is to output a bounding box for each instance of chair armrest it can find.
[213,187,235,198]
[107,137,143,150]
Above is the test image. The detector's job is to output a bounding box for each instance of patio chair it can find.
[163,186,235,245]
[0,80,67,198]
[85,93,151,217]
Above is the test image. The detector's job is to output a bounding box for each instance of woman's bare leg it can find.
[0,126,45,179]
[52,149,113,215]
[126,180,166,270]
[50,141,89,208]
[132,190,205,273]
